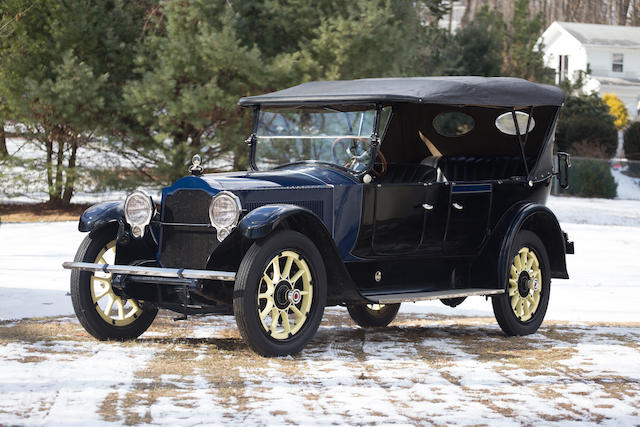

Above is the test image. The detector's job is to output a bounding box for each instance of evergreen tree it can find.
[501,0,554,82]
[0,0,148,205]
[123,1,264,181]
[556,93,618,157]
[437,6,503,76]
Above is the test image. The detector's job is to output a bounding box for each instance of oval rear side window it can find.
[432,112,474,137]
[495,111,535,135]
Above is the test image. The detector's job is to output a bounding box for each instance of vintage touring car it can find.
[64,77,573,356]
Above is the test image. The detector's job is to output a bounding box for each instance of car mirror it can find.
[557,152,570,189]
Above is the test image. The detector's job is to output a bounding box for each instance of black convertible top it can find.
[238,76,565,108]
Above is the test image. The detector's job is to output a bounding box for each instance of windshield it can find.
[254,108,378,173]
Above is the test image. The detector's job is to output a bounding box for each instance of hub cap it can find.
[257,250,313,340]
[90,241,143,326]
[508,247,542,322]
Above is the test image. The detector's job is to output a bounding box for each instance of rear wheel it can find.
[70,227,157,340]
[347,303,400,327]
[492,230,550,336]
[233,230,326,356]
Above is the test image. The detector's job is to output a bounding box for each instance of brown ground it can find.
[0,203,90,223]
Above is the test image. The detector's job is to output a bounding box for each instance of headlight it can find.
[124,190,154,238]
[208,191,241,241]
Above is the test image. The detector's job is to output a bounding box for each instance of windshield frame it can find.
[247,104,384,176]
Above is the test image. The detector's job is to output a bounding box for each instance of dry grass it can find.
[0,203,90,223]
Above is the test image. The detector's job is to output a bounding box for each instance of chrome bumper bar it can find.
[62,262,236,282]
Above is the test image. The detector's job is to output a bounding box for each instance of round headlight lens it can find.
[209,192,240,230]
[125,191,153,226]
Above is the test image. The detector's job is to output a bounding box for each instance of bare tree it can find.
[460,0,639,27]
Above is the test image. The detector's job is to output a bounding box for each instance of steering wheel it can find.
[371,148,387,177]
[331,137,386,176]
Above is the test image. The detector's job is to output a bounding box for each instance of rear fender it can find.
[473,203,570,291]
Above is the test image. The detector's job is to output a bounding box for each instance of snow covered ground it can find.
[0,195,639,425]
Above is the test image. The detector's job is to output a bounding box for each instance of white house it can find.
[540,21,640,121]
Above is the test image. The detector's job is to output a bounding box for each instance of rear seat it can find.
[437,156,535,181]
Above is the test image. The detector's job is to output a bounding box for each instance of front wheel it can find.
[233,230,327,356]
[346,303,400,327]
[70,227,158,341]
[492,230,550,336]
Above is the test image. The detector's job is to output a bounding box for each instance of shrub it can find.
[624,122,640,159]
[624,122,640,177]
[560,157,617,199]
[556,94,618,158]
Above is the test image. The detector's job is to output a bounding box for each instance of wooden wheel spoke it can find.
[282,256,294,280]
[281,310,291,333]
[116,299,125,320]
[129,299,141,312]
[271,257,281,283]
[104,296,115,317]
[94,288,111,301]
[289,305,306,323]
[270,308,280,332]
[290,270,304,284]
[260,299,274,320]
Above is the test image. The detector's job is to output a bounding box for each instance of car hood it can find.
[164,164,358,195]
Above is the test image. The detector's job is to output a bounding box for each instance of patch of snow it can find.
[611,161,640,200]
[0,341,155,426]
[547,195,640,226]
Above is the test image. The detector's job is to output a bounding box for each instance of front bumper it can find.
[62,262,236,282]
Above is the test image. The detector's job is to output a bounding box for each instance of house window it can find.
[612,53,624,73]
[558,55,569,82]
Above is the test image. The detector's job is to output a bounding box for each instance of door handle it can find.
[452,202,463,210]
[422,203,434,210]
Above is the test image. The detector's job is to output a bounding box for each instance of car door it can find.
[418,182,448,254]
[372,183,426,255]
[443,183,492,255]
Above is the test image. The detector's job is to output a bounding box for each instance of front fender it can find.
[238,204,323,240]
[237,204,364,305]
[78,201,124,234]
[474,202,570,291]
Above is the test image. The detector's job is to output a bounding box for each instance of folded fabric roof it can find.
[238,76,565,108]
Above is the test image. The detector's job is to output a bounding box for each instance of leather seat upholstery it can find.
[437,156,535,181]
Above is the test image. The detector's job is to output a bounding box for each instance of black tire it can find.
[233,230,327,356]
[441,297,466,307]
[492,230,550,336]
[70,226,157,341]
[347,303,400,327]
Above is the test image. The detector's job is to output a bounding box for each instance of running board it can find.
[362,288,504,304]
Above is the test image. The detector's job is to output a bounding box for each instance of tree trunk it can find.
[62,137,78,205]
[45,136,58,205]
[618,0,631,23]
[0,125,7,156]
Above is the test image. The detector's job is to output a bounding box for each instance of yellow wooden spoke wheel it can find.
[90,241,143,327]
[492,230,550,337]
[70,227,157,341]
[233,230,326,356]
[508,247,542,322]
[257,250,313,340]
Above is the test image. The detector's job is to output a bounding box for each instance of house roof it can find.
[555,22,640,48]
[238,77,565,108]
